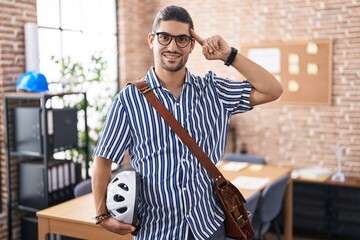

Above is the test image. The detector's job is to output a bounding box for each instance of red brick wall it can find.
[0,0,37,238]
[120,0,360,177]
[117,0,158,88]
[0,0,359,238]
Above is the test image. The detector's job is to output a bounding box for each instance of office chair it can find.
[222,153,267,164]
[225,191,261,240]
[73,178,92,197]
[245,191,261,223]
[251,175,289,240]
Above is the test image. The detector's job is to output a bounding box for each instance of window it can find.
[36,0,119,162]
[36,0,118,88]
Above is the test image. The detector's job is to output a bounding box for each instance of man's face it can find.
[148,20,195,72]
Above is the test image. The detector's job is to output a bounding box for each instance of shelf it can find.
[4,91,89,240]
[9,151,44,158]
[4,91,85,99]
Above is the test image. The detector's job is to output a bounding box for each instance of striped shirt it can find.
[94,67,253,240]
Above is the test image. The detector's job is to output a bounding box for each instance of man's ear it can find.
[189,39,195,53]
[148,33,154,49]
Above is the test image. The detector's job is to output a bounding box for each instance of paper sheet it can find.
[231,176,270,190]
[220,162,249,172]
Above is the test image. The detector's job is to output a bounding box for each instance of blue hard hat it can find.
[16,71,49,92]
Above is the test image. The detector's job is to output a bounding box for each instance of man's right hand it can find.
[190,29,231,62]
[99,217,136,235]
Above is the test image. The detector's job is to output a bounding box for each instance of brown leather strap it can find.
[134,79,227,187]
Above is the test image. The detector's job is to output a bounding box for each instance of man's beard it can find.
[160,52,188,72]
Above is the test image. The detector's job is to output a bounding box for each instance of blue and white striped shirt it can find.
[94,67,252,240]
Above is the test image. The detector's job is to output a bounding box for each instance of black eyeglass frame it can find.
[152,32,193,48]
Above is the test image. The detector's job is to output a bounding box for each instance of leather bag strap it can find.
[134,79,227,187]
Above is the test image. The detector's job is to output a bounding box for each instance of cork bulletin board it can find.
[241,39,333,105]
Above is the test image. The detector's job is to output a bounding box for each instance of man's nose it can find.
[167,37,178,51]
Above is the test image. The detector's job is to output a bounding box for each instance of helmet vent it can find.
[116,207,128,214]
[118,183,129,191]
[113,194,125,202]
[112,178,119,183]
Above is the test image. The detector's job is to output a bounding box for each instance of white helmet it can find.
[106,170,140,225]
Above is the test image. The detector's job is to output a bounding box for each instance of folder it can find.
[70,162,76,185]
[51,165,58,191]
[64,162,70,187]
[58,163,64,189]
[48,168,52,192]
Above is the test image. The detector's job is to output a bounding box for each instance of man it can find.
[92,5,282,240]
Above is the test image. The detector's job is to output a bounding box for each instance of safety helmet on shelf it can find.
[106,170,140,225]
[16,70,49,92]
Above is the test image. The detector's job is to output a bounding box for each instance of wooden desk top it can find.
[37,163,292,240]
[37,193,132,240]
[293,176,360,188]
[220,163,292,198]
[37,193,98,225]
[38,163,291,222]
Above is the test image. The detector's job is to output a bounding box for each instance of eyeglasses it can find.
[153,32,193,48]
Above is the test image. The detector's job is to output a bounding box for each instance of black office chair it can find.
[222,153,267,164]
[73,178,92,197]
[251,175,289,240]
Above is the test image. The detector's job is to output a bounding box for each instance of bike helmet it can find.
[16,70,49,92]
[106,170,140,225]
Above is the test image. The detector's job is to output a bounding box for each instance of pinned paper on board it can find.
[288,54,299,64]
[288,80,300,92]
[288,65,299,75]
[288,54,300,75]
[242,39,332,104]
[307,63,318,75]
[248,48,281,74]
[307,42,318,55]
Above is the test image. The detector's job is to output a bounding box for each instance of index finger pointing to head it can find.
[190,29,204,46]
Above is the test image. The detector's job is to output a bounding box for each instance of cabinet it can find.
[4,92,89,240]
[291,178,360,240]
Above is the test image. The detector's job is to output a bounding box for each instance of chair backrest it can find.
[244,191,261,223]
[258,174,289,222]
[74,178,92,197]
[251,174,289,238]
[258,175,289,222]
[222,153,267,164]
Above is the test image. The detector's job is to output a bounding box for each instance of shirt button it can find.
[183,187,187,191]
[176,102,180,106]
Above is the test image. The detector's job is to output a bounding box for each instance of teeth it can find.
[164,54,179,59]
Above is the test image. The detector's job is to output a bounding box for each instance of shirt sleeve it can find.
[210,72,253,115]
[93,93,131,164]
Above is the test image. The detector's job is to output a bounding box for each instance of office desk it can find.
[37,193,132,240]
[291,176,360,239]
[37,164,292,240]
[219,162,293,240]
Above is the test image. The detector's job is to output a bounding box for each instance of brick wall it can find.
[121,0,360,177]
[0,0,37,238]
[0,0,359,239]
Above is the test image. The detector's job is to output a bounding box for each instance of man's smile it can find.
[163,52,181,60]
